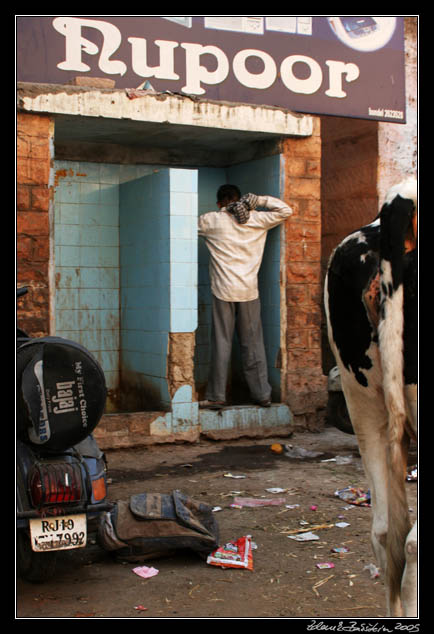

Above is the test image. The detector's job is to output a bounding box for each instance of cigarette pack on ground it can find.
[206,535,253,570]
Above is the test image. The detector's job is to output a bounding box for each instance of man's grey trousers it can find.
[205,295,272,403]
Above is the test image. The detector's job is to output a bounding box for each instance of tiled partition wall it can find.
[119,167,197,410]
[54,161,123,399]
[54,161,198,412]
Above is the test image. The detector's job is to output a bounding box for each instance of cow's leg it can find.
[404,383,417,437]
[352,412,405,616]
[339,374,388,561]
[400,521,418,616]
[338,365,403,616]
[402,383,417,616]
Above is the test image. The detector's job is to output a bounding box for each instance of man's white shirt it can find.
[198,195,292,302]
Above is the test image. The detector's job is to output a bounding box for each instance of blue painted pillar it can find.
[119,167,198,415]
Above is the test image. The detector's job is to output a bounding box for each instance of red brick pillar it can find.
[17,113,53,337]
[282,118,327,429]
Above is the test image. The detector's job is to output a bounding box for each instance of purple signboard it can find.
[16,16,407,123]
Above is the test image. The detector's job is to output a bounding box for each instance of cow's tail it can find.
[378,178,417,605]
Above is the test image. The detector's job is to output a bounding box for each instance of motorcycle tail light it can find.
[29,462,84,507]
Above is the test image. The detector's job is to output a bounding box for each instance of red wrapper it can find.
[207,535,254,570]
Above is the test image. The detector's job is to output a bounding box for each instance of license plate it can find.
[29,514,87,552]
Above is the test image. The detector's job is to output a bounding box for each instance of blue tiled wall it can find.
[54,162,198,412]
[54,161,121,395]
[169,168,198,333]
[119,168,170,408]
[119,167,198,410]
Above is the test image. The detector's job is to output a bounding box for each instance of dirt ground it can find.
[15,425,418,621]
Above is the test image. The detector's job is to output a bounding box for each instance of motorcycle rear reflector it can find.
[29,462,84,507]
[91,476,107,502]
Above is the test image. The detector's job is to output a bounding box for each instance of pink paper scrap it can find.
[132,566,159,579]
[232,497,286,507]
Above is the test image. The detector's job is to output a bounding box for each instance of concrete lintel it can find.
[17,82,313,138]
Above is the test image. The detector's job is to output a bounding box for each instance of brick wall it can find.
[282,118,327,430]
[320,116,379,271]
[17,113,53,337]
[320,115,379,375]
[16,110,328,435]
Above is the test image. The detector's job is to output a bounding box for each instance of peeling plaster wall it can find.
[377,17,417,201]
[167,332,195,399]
[17,82,313,138]
[17,113,55,337]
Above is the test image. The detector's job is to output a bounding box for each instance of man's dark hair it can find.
[217,184,241,205]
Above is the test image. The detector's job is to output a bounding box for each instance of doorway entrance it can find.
[53,154,285,421]
[196,155,284,406]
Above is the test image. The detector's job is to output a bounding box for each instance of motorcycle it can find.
[16,287,113,582]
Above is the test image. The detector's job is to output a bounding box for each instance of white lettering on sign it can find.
[281,55,323,95]
[325,61,360,98]
[233,49,277,90]
[181,43,230,95]
[128,39,180,80]
[368,107,404,119]
[52,17,361,100]
[53,16,127,76]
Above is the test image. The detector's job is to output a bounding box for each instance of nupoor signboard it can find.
[17,15,407,123]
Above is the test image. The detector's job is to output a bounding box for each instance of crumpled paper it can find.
[132,566,159,579]
[335,486,371,507]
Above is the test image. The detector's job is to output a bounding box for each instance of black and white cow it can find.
[325,179,417,617]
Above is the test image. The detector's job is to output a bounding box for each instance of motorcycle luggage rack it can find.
[17,501,115,520]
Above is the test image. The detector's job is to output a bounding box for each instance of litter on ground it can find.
[283,523,334,535]
[335,486,371,507]
[364,563,380,579]
[132,566,159,579]
[288,531,320,542]
[284,445,324,459]
[331,547,349,554]
[270,443,284,454]
[265,487,287,493]
[207,535,254,570]
[321,455,353,464]
[232,497,286,508]
[407,466,417,481]
[312,574,334,596]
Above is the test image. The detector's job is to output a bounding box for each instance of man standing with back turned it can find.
[198,185,293,409]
